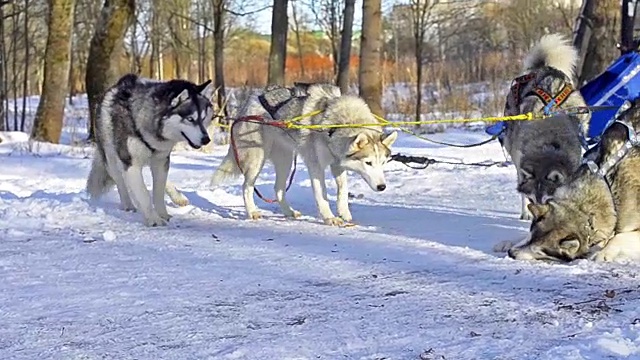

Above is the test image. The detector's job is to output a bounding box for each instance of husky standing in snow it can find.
[86,74,215,226]
[501,34,591,222]
[210,83,398,226]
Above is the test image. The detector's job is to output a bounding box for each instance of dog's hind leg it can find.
[331,164,352,222]
[106,157,136,212]
[150,154,172,222]
[271,145,300,219]
[240,147,268,220]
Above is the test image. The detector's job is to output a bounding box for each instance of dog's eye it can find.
[365,161,373,166]
[185,116,196,123]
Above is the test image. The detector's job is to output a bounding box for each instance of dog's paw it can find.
[248,212,262,220]
[120,204,137,212]
[590,246,622,263]
[493,240,516,253]
[519,211,533,221]
[157,211,172,222]
[144,214,168,227]
[324,217,345,226]
[171,195,190,207]
[338,211,353,223]
[284,210,302,219]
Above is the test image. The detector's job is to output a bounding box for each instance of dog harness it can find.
[584,100,639,177]
[506,66,575,117]
[258,83,311,119]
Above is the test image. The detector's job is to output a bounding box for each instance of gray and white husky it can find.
[210,83,398,226]
[502,33,590,221]
[86,74,215,226]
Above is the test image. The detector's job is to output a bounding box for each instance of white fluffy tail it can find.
[210,150,241,187]
[86,155,114,199]
[524,33,578,80]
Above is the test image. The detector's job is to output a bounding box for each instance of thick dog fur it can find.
[508,120,640,263]
[502,33,590,221]
[210,83,398,226]
[86,74,215,226]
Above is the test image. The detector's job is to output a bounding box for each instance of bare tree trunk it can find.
[337,0,355,93]
[85,0,135,142]
[291,0,305,78]
[11,1,18,131]
[575,0,619,84]
[150,0,160,78]
[415,48,422,126]
[30,0,76,143]
[21,0,30,132]
[267,0,289,86]
[213,0,228,119]
[68,42,75,105]
[0,2,6,132]
[358,0,383,116]
[329,0,339,77]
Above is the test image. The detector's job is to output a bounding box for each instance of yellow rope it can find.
[284,112,535,130]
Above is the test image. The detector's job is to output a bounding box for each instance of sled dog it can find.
[502,33,590,221]
[508,102,640,263]
[86,74,215,226]
[210,83,398,226]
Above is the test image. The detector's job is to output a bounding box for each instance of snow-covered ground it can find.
[2,97,640,359]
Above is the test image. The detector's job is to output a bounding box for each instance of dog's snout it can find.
[376,184,386,192]
[201,136,211,146]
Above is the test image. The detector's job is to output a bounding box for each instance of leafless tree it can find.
[30,0,76,143]
[84,0,135,141]
[267,0,288,85]
[359,0,383,115]
[309,0,343,77]
[574,0,620,84]
[408,0,439,124]
[291,0,306,78]
[336,0,355,93]
[0,0,8,131]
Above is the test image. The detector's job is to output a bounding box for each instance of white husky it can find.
[210,83,398,226]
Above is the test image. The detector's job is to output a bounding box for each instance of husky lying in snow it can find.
[210,83,398,226]
[86,74,215,226]
[501,34,590,221]
[508,102,640,263]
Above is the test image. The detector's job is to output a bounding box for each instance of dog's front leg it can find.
[307,160,341,225]
[125,165,167,227]
[591,231,640,263]
[150,154,172,222]
[331,164,352,222]
[520,194,533,220]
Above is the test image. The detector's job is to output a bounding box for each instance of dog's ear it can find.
[527,203,550,219]
[520,168,534,180]
[381,131,398,148]
[349,133,369,152]
[559,238,580,252]
[546,170,565,184]
[171,89,190,107]
[197,80,215,99]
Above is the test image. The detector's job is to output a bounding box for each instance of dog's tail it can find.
[86,152,115,199]
[210,149,242,187]
[524,33,578,79]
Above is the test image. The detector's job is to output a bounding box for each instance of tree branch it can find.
[225,5,271,17]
